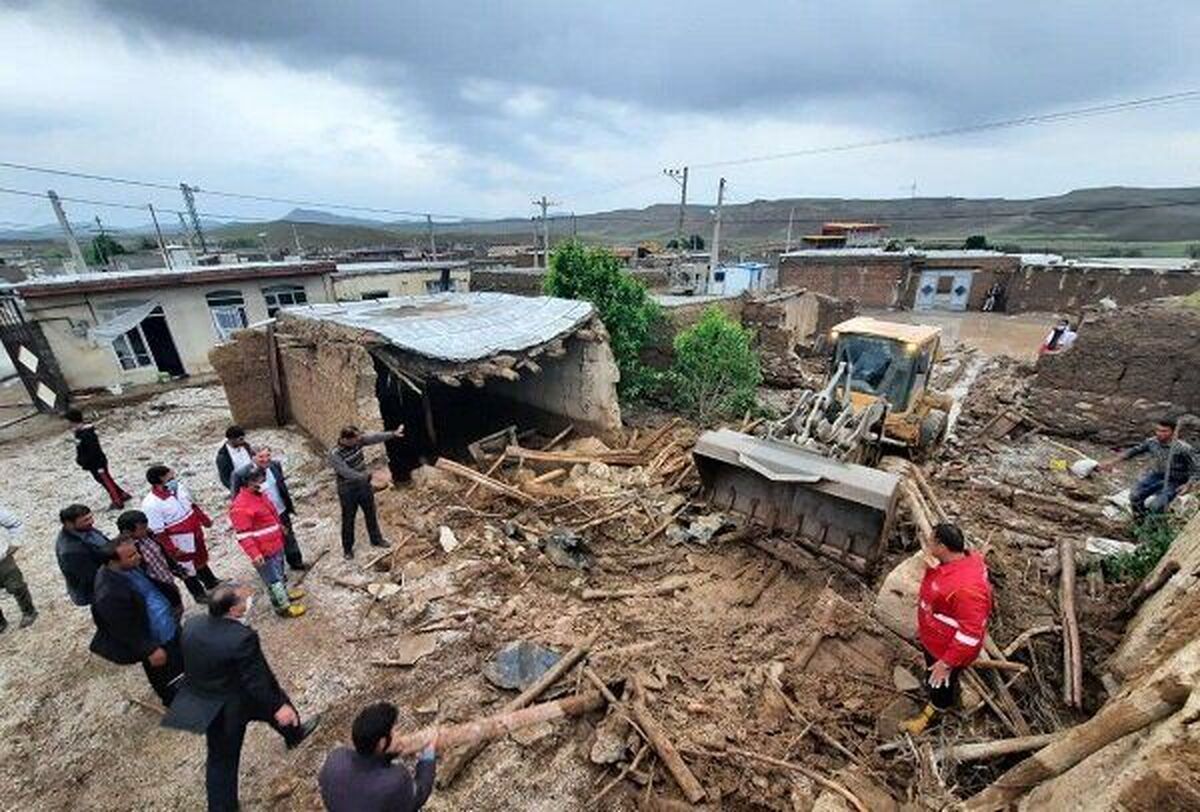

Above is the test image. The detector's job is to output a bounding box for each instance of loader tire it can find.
[919,409,948,450]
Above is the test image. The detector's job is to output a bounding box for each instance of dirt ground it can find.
[0,340,1167,810]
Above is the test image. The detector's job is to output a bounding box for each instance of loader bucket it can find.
[692,428,900,573]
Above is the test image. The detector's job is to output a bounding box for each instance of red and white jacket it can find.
[142,481,212,573]
[917,552,993,668]
[229,488,285,561]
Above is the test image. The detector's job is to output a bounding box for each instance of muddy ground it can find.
[0,354,1161,810]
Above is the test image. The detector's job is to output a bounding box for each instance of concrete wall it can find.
[24,273,331,392]
[488,335,622,434]
[1006,264,1200,313]
[332,270,470,301]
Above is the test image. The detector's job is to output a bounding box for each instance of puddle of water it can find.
[862,309,1058,361]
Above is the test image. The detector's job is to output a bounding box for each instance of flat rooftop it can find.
[333,260,470,277]
[15,260,334,298]
[279,291,595,363]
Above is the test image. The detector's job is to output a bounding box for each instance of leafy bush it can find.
[1100,515,1181,582]
[668,306,761,422]
[543,240,662,399]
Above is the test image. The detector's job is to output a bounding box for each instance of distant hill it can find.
[4,186,1199,256]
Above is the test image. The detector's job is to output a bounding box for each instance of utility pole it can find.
[47,189,88,274]
[179,182,208,253]
[785,206,795,253]
[291,223,304,257]
[425,214,438,261]
[709,177,726,292]
[147,204,173,269]
[663,166,688,248]
[571,211,578,238]
[532,196,558,268]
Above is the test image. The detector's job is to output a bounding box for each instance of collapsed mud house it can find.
[210,291,622,475]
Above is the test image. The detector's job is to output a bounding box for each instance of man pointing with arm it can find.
[330,425,403,559]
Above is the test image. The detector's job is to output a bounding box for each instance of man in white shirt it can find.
[0,504,37,632]
[230,448,308,571]
[216,425,255,492]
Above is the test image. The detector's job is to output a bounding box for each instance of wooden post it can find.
[265,322,286,426]
[629,680,707,804]
[1059,539,1083,709]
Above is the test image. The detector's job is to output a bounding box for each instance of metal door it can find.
[0,293,71,412]
[914,270,974,311]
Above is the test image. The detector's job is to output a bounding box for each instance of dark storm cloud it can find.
[94,0,1197,122]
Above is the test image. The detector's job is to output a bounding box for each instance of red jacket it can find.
[229,488,285,561]
[917,552,993,668]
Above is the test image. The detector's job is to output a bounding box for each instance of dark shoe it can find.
[343,550,355,560]
[369,539,391,549]
[18,610,37,629]
[289,562,311,572]
[286,715,321,750]
[0,617,7,634]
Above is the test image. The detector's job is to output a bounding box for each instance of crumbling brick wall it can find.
[1006,264,1200,314]
[275,319,384,449]
[778,255,911,308]
[642,297,745,369]
[1029,297,1200,443]
[208,330,276,428]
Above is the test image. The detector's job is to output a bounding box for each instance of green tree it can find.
[544,240,662,399]
[85,233,126,265]
[963,234,989,250]
[668,307,761,422]
[1187,243,1200,259]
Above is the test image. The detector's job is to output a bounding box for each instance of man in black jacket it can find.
[89,537,184,705]
[66,408,132,509]
[215,425,254,493]
[163,583,319,812]
[55,504,111,606]
[230,447,307,571]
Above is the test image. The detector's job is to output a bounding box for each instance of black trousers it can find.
[205,702,304,812]
[141,634,184,706]
[338,483,384,553]
[0,554,35,621]
[279,512,305,569]
[183,566,221,602]
[924,651,961,711]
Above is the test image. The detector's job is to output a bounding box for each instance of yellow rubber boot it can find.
[900,703,937,735]
[276,603,307,619]
[287,587,306,601]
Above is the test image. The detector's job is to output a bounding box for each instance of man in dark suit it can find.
[163,583,319,812]
[230,447,308,571]
[215,425,254,493]
[89,537,184,705]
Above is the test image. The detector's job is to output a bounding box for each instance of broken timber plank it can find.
[737,561,784,607]
[940,732,1061,764]
[435,457,534,504]
[1059,538,1083,709]
[438,630,599,787]
[505,445,646,467]
[392,691,607,757]
[464,454,506,499]
[581,575,705,601]
[631,678,706,804]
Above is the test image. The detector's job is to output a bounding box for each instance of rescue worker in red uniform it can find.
[902,523,993,734]
[229,466,307,619]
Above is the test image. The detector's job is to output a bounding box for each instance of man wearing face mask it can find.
[142,464,221,604]
[229,465,306,619]
[230,446,308,572]
[319,701,437,812]
[163,582,320,812]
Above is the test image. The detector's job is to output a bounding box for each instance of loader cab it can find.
[828,317,941,416]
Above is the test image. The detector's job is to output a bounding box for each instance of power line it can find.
[690,90,1200,170]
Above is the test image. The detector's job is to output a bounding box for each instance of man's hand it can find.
[392,425,406,440]
[147,647,168,668]
[928,660,952,689]
[274,704,299,728]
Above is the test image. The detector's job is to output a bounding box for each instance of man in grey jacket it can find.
[330,425,403,559]
[0,504,36,632]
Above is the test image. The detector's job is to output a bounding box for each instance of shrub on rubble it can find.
[668,307,761,422]
[544,240,662,400]
[1101,514,1181,582]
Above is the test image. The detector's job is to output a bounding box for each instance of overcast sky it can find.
[1,0,1198,228]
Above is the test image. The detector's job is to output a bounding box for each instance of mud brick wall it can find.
[274,319,384,449]
[1006,265,1200,314]
[642,296,745,369]
[208,330,276,428]
[778,255,909,308]
[470,269,547,295]
[1029,297,1200,444]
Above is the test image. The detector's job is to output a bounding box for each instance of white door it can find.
[915,270,974,311]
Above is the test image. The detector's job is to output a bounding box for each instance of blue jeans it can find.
[1130,472,1179,518]
[254,550,286,589]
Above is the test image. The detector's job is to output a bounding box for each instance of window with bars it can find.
[262,284,309,317]
[206,290,248,341]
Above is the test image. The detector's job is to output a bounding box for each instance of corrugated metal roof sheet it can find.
[282,292,595,363]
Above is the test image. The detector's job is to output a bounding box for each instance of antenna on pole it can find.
[179,182,208,253]
[663,166,688,247]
